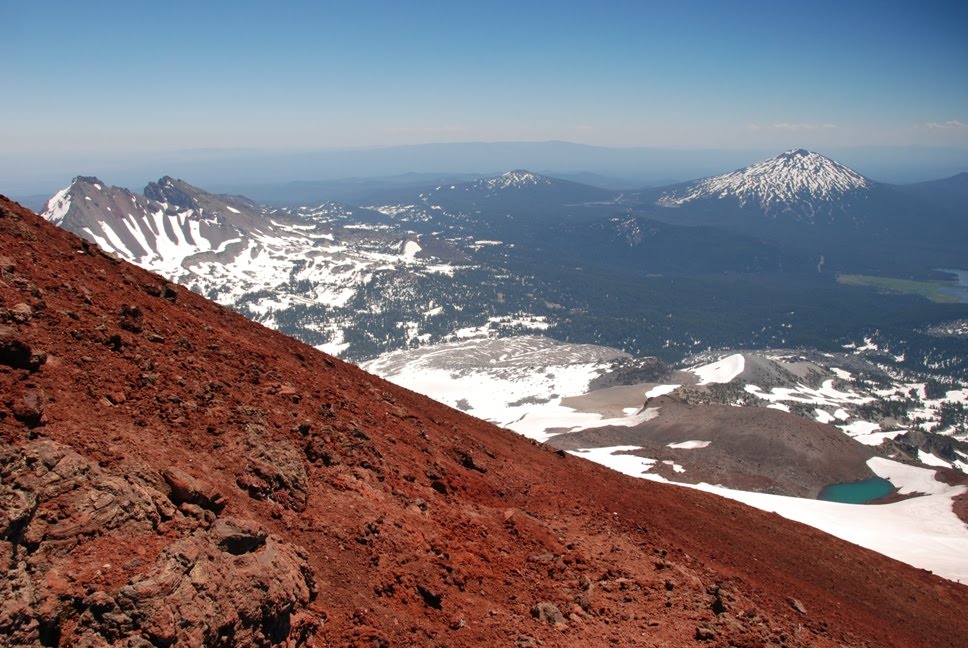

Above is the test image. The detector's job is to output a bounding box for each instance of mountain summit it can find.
[475,169,554,191]
[40,175,266,268]
[658,149,873,221]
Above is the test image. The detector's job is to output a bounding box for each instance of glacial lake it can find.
[817,477,895,504]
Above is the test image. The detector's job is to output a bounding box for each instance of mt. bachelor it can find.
[657,149,873,221]
[636,148,967,273]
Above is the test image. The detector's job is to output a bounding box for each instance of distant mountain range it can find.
[37,149,968,359]
[9,141,968,200]
[377,151,966,275]
[428,168,611,198]
[908,170,968,194]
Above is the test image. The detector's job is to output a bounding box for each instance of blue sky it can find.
[2,0,967,155]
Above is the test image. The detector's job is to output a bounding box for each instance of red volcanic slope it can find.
[1,195,967,647]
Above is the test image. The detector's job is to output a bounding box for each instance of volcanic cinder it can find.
[2,194,967,647]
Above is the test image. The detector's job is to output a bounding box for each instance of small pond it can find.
[817,477,895,504]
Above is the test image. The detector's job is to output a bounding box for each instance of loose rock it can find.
[0,325,45,371]
[163,467,227,513]
[531,601,565,625]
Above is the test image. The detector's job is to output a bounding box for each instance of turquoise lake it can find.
[817,477,895,504]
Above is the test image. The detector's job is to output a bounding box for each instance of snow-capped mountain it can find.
[43,176,268,275]
[643,149,968,272]
[473,169,554,191]
[657,149,874,222]
[430,170,563,196]
[41,176,478,358]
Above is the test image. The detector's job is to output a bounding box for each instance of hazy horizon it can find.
[5,140,968,201]
[3,1,966,197]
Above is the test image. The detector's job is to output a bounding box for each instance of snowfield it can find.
[43,187,72,225]
[689,353,745,385]
[366,336,968,583]
[569,446,657,478]
[688,463,968,583]
[568,447,968,583]
[363,335,655,442]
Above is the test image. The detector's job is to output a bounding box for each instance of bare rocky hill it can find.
[550,395,880,497]
[2,194,968,646]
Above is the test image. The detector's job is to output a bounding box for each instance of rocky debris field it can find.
[2,193,968,647]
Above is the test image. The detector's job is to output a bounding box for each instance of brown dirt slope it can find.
[1,194,966,647]
[551,397,879,497]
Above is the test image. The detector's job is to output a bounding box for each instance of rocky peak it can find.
[73,175,106,187]
[144,176,197,209]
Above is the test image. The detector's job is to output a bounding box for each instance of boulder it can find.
[0,324,45,371]
[163,466,227,513]
[531,601,565,625]
[0,440,317,646]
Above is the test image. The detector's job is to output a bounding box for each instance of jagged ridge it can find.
[40,175,266,268]
[38,177,465,356]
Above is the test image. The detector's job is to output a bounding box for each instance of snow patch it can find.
[690,354,745,385]
[401,240,422,260]
[667,440,711,449]
[868,457,949,496]
[831,367,853,381]
[662,460,686,473]
[918,450,953,469]
[645,384,680,398]
[42,187,72,225]
[568,446,657,478]
[838,420,882,438]
[815,409,835,424]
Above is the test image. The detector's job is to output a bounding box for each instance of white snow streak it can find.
[42,187,72,225]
